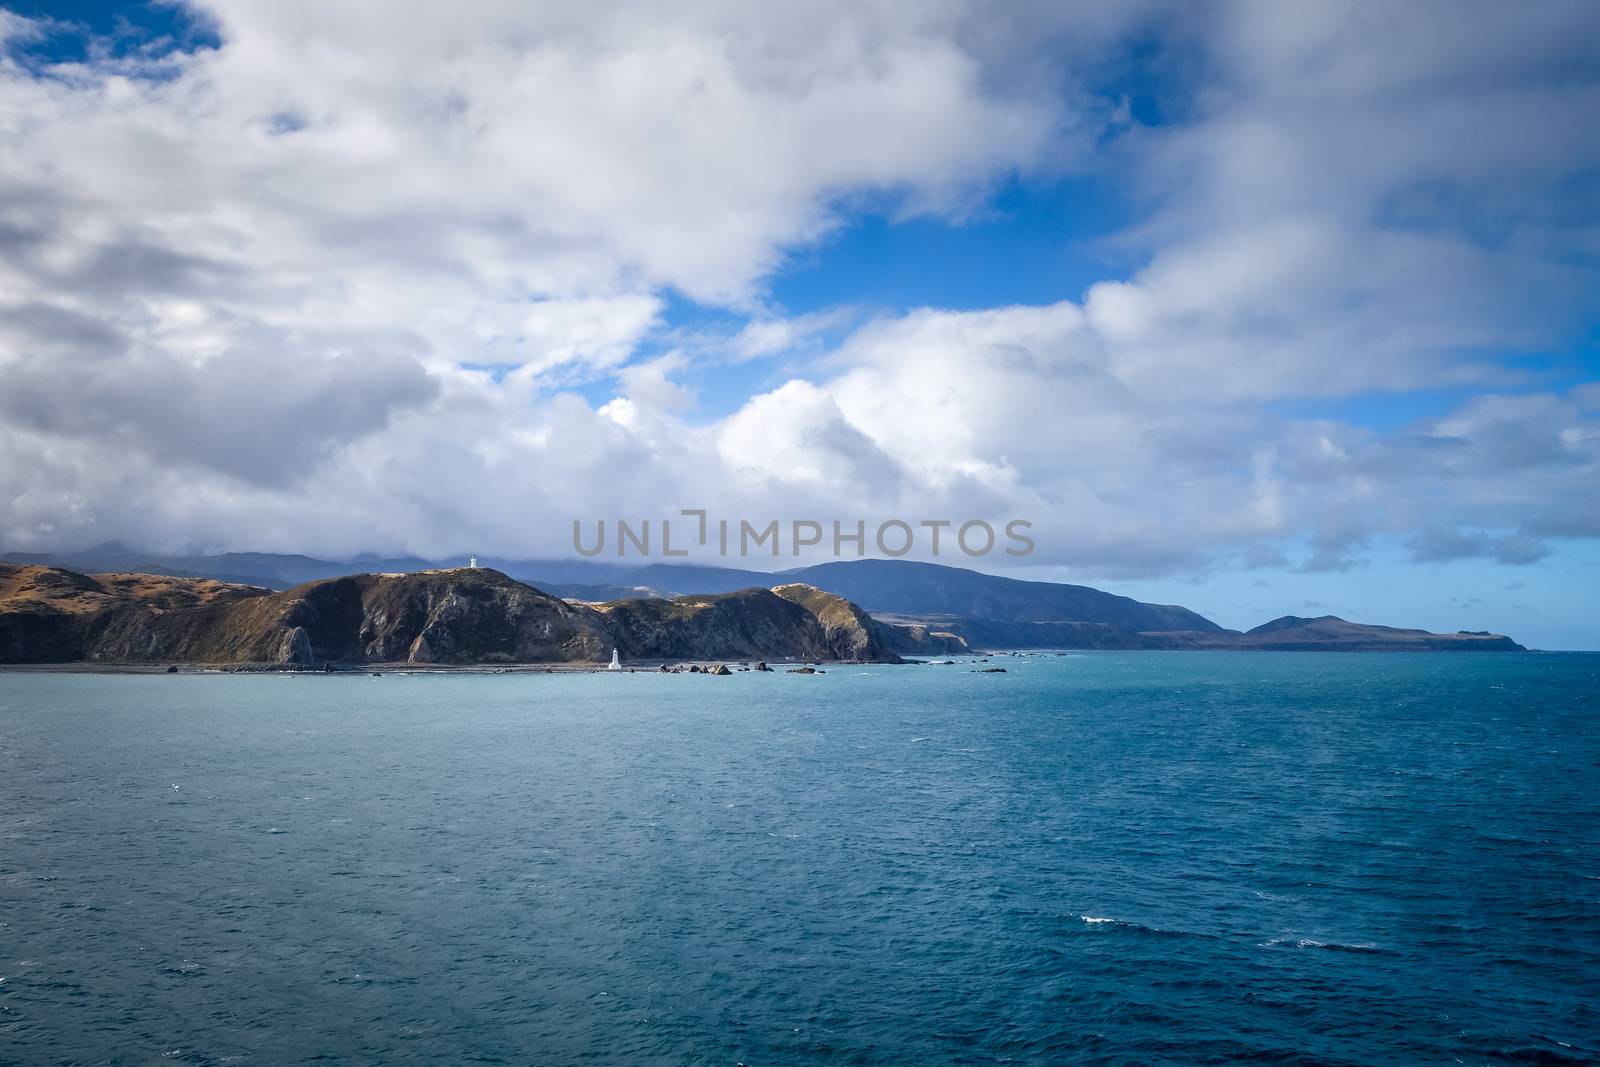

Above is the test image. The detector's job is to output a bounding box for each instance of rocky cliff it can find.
[595,584,920,663]
[769,583,967,659]
[0,565,268,663]
[0,564,920,666]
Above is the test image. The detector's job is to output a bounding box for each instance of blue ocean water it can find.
[1,652,1596,1066]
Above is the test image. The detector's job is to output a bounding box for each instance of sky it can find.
[1,1,1598,648]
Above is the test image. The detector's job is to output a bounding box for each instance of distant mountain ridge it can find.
[784,559,1219,633]
[0,546,1219,630]
[1222,615,1523,651]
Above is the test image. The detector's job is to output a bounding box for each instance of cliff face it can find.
[135,569,613,666]
[0,565,269,663]
[595,584,907,663]
[277,570,612,664]
[769,583,935,662]
[0,564,612,666]
[0,566,914,666]
[875,620,970,657]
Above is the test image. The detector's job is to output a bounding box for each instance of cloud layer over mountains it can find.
[1,1,1596,575]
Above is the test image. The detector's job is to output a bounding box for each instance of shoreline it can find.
[0,648,1560,676]
[0,657,944,676]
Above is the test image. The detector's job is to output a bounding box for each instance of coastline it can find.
[0,648,1555,675]
[0,658,902,676]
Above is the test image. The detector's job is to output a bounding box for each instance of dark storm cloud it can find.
[1,338,437,486]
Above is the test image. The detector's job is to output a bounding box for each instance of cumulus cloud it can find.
[0,0,1596,577]
[1084,0,1600,402]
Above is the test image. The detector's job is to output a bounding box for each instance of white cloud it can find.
[732,309,858,362]
[717,380,903,497]
[510,295,662,378]
[0,0,1596,583]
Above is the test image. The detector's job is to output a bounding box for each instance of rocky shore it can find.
[0,563,958,668]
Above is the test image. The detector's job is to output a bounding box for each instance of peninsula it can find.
[0,558,1524,668]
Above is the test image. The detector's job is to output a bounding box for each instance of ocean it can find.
[1,652,1596,1065]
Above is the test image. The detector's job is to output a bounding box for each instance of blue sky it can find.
[2,1,1598,646]
[4,0,217,59]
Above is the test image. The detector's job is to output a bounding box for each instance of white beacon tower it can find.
[468,555,478,568]
[608,648,622,671]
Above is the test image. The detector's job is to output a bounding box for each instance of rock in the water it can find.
[786,666,818,674]
[753,660,772,672]
[708,663,732,676]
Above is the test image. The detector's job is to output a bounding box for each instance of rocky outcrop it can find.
[0,564,611,666]
[875,620,970,656]
[0,565,919,666]
[0,564,270,663]
[596,584,903,663]
[338,570,611,664]
[763,582,969,659]
[769,584,905,663]
[597,587,814,661]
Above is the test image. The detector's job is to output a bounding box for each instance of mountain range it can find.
[0,545,1229,628]
[0,546,1526,664]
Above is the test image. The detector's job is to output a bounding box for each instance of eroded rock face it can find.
[0,566,922,666]
[595,586,901,663]
[877,621,970,657]
[283,570,612,665]
[0,564,269,662]
[769,584,908,663]
[278,626,314,666]
[0,564,613,666]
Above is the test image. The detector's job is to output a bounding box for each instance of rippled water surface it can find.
[2,653,1597,1065]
